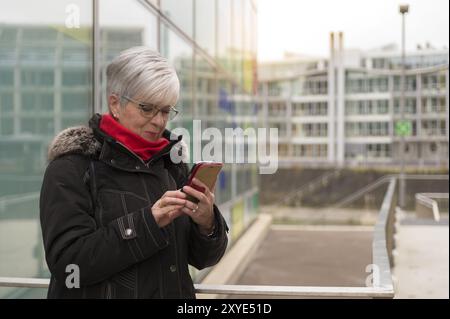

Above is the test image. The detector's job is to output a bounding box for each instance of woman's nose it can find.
[150,110,166,126]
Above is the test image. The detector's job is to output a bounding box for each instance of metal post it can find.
[399,4,409,208]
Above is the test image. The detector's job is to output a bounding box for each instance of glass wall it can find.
[0,0,259,296]
[0,0,93,298]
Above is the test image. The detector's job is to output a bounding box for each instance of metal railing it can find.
[415,192,449,222]
[0,278,394,298]
[0,192,40,210]
[276,169,341,206]
[332,174,448,209]
[0,179,399,298]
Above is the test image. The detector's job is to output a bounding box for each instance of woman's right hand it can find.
[151,190,187,228]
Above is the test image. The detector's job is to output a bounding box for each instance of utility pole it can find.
[399,4,409,208]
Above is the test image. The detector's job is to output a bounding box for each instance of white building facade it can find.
[258,33,449,169]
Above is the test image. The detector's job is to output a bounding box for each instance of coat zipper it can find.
[115,140,177,168]
[115,141,150,167]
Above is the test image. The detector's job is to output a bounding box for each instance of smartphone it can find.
[182,161,223,203]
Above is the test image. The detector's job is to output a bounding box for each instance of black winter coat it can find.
[39,114,228,299]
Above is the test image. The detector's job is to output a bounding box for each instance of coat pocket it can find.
[97,189,149,226]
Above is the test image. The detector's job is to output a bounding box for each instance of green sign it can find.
[395,120,412,136]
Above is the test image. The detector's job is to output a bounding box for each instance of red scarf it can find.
[99,114,169,161]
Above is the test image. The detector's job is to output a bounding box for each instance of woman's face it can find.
[109,95,167,142]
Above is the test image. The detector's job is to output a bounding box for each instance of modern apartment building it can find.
[258,33,449,169]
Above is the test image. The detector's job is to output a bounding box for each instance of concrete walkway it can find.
[394,219,449,299]
[232,225,373,298]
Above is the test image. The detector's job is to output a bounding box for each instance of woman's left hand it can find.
[181,178,215,235]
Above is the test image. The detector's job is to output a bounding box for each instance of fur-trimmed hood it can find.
[48,125,188,163]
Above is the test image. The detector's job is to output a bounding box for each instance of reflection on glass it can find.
[195,0,215,57]
[99,0,158,112]
[217,0,232,73]
[161,24,193,118]
[195,55,217,119]
[0,0,92,299]
[160,0,193,38]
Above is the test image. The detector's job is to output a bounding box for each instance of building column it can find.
[286,81,293,158]
[13,28,22,135]
[327,32,336,163]
[337,32,345,166]
[262,82,269,131]
[416,73,423,165]
[446,68,449,142]
[388,74,395,162]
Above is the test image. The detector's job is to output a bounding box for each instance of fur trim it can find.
[48,126,101,161]
[48,126,189,163]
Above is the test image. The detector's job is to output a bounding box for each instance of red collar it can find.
[99,114,169,162]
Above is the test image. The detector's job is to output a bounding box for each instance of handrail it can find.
[332,174,448,209]
[333,175,393,208]
[276,169,341,206]
[372,178,396,291]
[0,192,40,211]
[415,192,449,222]
[0,277,394,298]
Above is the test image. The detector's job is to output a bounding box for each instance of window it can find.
[0,93,14,113]
[268,102,285,116]
[21,69,54,86]
[0,68,14,86]
[430,142,437,153]
[62,69,90,86]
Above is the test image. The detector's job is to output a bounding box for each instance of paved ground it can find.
[231,225,373,298]
[394,219,449,299]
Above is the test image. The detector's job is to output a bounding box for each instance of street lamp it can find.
[399,4,409,208]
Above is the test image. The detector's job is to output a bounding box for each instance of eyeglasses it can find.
[121,95,179,121]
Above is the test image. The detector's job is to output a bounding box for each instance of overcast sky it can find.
[257,0,450,61]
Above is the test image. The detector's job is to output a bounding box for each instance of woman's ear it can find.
[109,95,120,119]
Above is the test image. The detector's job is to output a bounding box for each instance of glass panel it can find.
[0,0,92,299]
[217,0,232,72]
[0,68,14,86]
[161,24,193,119]
[194,55,217,118]
[99,0,158,112]
[160,0,193,38]
[232,0,244,86]
[195,0,215,57]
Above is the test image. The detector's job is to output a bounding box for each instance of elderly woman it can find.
[40,47,228,299]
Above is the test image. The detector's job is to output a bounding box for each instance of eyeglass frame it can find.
[120,95,179,121]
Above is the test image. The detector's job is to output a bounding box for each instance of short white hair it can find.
[106,46,180,108]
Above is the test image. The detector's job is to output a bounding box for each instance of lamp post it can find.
[399,4,409,208]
